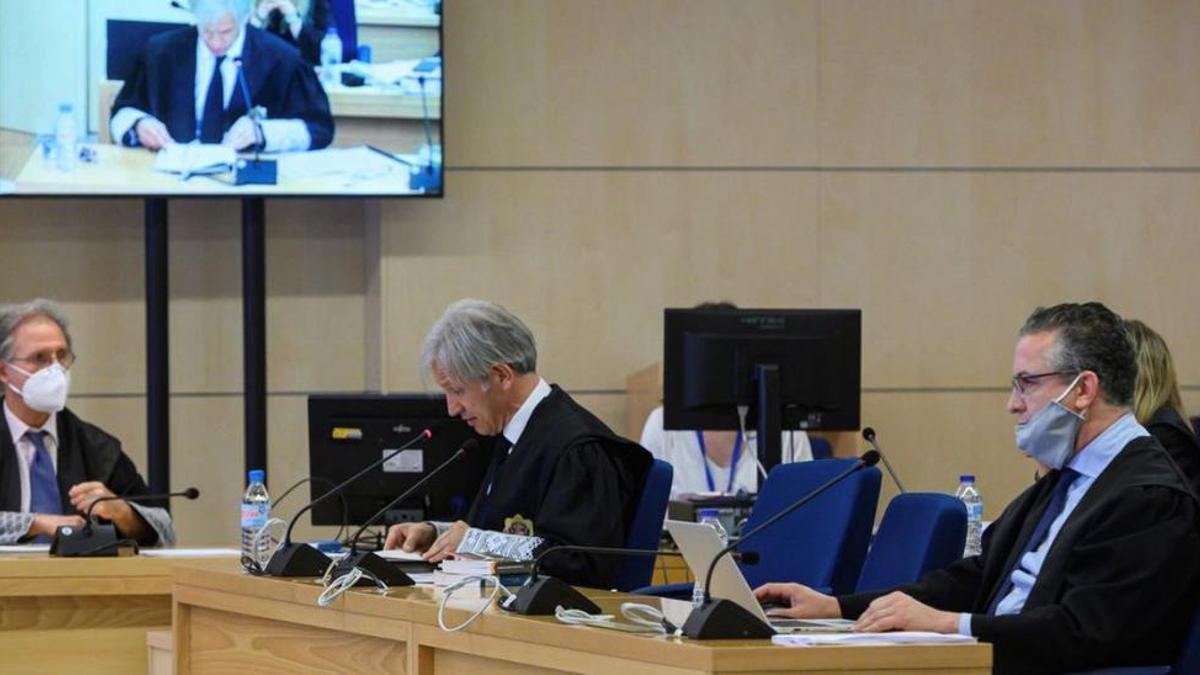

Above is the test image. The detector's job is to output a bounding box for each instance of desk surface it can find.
[172,563,991,674]
[14,144,426,196]
[0,552,235,675]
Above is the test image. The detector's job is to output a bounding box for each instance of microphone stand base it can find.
[332,551,416,587]
[263,543,333,577]
[682,598,775,639]
[504,576,601,615]
[235,158,277,185]
[51,523,120,557]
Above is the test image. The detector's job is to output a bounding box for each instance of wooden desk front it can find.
[173,564,991,674]
[0,553,232,674]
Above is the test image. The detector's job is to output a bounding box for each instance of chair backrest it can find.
[613,459,674,591]
[1172,603,1200,673]
[738,459,881,595]
[809,436,833,460]
[855,493,967,594]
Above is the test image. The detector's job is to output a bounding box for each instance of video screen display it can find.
[0,0,443,197]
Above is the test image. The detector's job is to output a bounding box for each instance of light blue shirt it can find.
[957,413,1149,635]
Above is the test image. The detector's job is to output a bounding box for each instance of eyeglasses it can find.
[1010,370,1079,395]
[8,349,76,371]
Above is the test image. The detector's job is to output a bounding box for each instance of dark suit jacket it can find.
[1147,405,1200,497]
[0,408,161,545]
[838,435,1200,674]
[263,0,331,65]
[112,25,333,149]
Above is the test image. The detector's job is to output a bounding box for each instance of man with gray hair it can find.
[755,302,1199,673]
[0,300,174,546]
[110,0,333,152]
[385,299,652,588]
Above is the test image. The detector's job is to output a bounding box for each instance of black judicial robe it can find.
[111,25,333,149]
[466,386,653,588]
[1147,406,1200,497]
[0,408,161,545]
[838,436,1200,674]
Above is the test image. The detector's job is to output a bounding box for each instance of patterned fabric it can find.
[0,511,35,544]
[457,526,544,561]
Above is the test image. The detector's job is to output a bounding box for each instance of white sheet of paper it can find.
[140,548,241,558]
[772,631,977,646]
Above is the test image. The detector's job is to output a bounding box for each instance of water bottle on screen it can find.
[956,475,983,556]
[241,469,272,563]
[692,508,729,608]
[54,103,76,173]
[319,26,342,83]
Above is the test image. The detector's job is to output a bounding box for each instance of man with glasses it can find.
[756,302,1199,674]
[0,300,174,545]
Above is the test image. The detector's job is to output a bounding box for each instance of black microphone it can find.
[331,440,475,586]
[51,487,201,558]
[503,544,684,615]
[862,427,906,493]
[682,451,880,639]
[231,58,277,185]
[263,427,434,577]
[408,75,442,193]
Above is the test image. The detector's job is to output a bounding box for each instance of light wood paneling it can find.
[444,0,818,167]
[819,172,1200,387]
[378,171,820,392]
[819,0,1200,166]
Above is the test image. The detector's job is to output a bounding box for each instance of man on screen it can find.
[109,0,333,152]
[754,302,1200,673]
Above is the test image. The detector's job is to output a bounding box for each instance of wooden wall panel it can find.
[445,0,819,167]
[819,0,1200,166]
[378,171,820,392]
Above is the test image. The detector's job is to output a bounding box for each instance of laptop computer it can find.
[664,519,854,634]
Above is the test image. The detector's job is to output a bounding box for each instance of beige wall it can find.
[1,0,1198,544]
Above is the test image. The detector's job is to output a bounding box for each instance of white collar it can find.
[502,378,551,447]
[4,399,58,447]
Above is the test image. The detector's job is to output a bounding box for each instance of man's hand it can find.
[852,591,959,633]
[66,481,149,541]
[135,117,174,150]
[222,116,259,151]
[753,582,842,619]
[28,514,84,538]
[384,522,437,553]
[423,520,468,562]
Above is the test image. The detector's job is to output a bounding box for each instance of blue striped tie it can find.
[28,431,62,516]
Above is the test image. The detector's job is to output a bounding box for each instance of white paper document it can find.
[0,544,50,554]
[140,548,241,558]
[154,143,236,176]
[772,631,977,646]
[372,548,427,562]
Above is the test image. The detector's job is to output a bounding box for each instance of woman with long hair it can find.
[1126,319,1200,493]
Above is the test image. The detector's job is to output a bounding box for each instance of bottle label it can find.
[241,503,269,529]
[968,503,984,520]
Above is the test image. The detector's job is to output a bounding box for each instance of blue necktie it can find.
[988,468,1079,614]
[28,431,62,516]
[199,55,226,143]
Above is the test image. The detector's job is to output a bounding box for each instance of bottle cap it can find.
[248,469,265,483]
[960,474,975,483]
[697,508,719,518]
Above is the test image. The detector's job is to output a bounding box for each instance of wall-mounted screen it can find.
[0,0,443,197]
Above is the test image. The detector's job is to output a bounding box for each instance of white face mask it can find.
[5,362,70,413]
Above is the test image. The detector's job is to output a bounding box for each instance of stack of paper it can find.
[772,631,977,646]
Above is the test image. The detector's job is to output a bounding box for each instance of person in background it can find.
[1125,318,1200,494]
[110,0,333,152]
[639,302,812,498]
[250,0,330,66]
[755,302,1199,674]
[384,299,652,588]
[0,300,174,546]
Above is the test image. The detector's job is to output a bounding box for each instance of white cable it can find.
[553,602,668,634]
[253,517,286,567]
[436,575,516,633]
[736,405,767,480]
[317,567,389,608]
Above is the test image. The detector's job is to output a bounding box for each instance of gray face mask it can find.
[1014,373,1085,471]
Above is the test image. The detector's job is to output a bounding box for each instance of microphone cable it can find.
[436,575,518,633]
[317,564,390,608]
[554,602,679,635]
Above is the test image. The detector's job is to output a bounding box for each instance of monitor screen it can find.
[662,308,862,433]
[307,393,491,528]
[0,0,443,197]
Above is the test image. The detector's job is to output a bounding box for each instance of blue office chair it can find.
[854,493,967,594]
[634,459,881,598]
[809,436,833,460]
[611,459,673,592]
[1170,604,1200,674]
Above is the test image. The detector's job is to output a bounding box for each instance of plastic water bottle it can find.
[956,475,983,556]
[54,103,76,173]
[693,508,729,607]
[241,469,272,563]
[319,26,342,83]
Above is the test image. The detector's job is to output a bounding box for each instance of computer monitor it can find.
[307,394,492,528]
[662,308,861,480]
